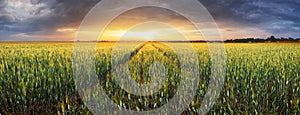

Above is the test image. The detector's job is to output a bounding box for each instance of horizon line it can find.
[0,37,299,42]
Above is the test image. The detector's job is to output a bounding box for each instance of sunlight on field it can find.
[0,42,299,114]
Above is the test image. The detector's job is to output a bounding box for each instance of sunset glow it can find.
[56,28,78,33]
[1,1,298,41]
[107,30,157,40]
[100,21,199,41]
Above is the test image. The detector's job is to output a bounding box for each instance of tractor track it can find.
[122,42,166,64]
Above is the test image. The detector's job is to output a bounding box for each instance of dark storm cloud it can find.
[0,1,18,30]
[0,0,299,40]
[30,0,101,34]
[200,0,300,36]
[0,0,101,33]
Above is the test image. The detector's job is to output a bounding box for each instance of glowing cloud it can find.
[56,28,78,33]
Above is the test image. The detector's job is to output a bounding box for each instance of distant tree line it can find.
[225,36,300,43]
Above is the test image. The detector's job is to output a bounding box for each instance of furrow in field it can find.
[120,42,148,64]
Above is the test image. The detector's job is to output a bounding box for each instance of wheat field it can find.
[0,42,299,114]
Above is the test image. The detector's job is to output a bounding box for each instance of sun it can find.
[143,33,153,40]
[128,31,157,40]
[101,21,202,41]
[102,22,167,41]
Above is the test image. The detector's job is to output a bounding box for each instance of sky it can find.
[101,6,205,41]
[0,0,299,41]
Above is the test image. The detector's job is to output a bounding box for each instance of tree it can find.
[268,35,276,42]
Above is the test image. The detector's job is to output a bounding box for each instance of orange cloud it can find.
[56,28,78,33]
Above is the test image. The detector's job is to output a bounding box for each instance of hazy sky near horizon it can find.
[0,0,299,41]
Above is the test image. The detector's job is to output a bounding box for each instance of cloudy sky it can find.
[0,0,299,41]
